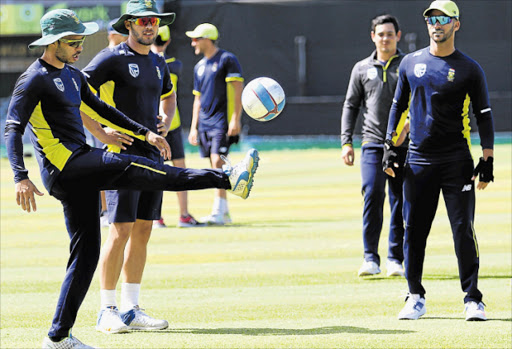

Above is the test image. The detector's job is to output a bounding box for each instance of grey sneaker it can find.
[201,212,232,225]
[358,261,381,276]
[96,306,129,334]
[121,306,169,330]
[42,335,95,349]
[222,149,259,199]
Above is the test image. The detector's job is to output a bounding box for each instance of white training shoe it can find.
[42,335,95,349]
[222,149,259,199]
[465,301,487,321]
[201,212,232,225]
[121,306,169,330]
[358,261,381,276]
[96,306,129,334]
[398,294,426,320]
[386,260,405,277]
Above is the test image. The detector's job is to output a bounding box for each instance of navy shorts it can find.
[198,129,230,158]
[165,126,185,161]
[105,146,164,223]
[105,188,163,222]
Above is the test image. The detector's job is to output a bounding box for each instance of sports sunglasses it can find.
[425,15,456,26]
[128,17,161,27]
[59,37,86,48]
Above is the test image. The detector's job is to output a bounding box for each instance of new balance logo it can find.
[462,184,472,192]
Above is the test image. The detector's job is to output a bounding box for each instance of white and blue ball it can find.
[242,77,285,122]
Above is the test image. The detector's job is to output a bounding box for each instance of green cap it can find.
[423,0,460,18]
[185,23,219,41]
[112,0,175,35]
[28,9,99,49]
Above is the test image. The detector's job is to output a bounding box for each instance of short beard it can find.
[431,23,455,43]
[56,43,74,64]
[132,27,156,46]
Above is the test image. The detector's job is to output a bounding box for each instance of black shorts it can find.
[165,126,185,161]
[198,129,230,158]
[105,188,163,223]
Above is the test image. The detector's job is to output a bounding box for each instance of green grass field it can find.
[1,145,511,349]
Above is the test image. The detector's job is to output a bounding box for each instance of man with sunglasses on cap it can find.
[186,23,245,225]
[5,7,259,348]
[80,0,194,334]
[150,25,205,229]
[383,0,494,321]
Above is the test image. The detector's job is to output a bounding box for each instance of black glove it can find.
[473,157,494,182]
[382,139,399,172]
[228,135,240,145]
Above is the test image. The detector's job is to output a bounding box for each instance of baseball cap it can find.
[185,23,218,41]
[423,0,460,18]
[28,9,99,49]
[112,0,175,35]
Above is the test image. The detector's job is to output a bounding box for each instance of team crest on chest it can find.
[367,67,378,80]
[53,78,65,92]
[128,63,139,78]
[447,68,455,82]
[212,62,218,72]
[414,63,426,78]
[156,66,161,80]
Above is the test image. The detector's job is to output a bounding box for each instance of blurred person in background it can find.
[151,25,205,228]
[186,23,244,225]
[341,14,407,278]
[83,18,129,228]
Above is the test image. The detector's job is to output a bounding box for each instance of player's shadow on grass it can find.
[167,326,414,336]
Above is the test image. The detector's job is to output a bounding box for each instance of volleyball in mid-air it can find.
[241,77,285,122]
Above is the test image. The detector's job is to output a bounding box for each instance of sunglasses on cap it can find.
[425,15,456,26]
[128,17,161,27]
[59,37,86,48]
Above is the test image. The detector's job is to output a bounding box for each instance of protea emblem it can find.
[53,78,65,92]
[414,63,426,78]
[129,63,139,78]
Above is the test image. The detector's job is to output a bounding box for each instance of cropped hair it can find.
[371,14,400,34]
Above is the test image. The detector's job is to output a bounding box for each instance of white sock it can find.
[100,289,117,309]
[120,283,140,311]
[212,197,222,215]
[222,198,229,215]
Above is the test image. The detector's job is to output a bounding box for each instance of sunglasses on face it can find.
[59,37,86,48]
[128,17,161,27]
[425,15,455,26]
